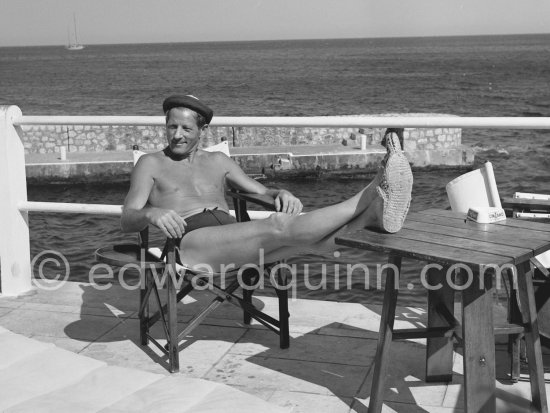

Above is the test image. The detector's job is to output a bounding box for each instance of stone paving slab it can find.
[357,340,449,407]
[0,328,289,412]
[6,365,160,413]
[0,329,55,369]
[0,306,123,341]
[27,334,94,353]
[0,346,106,410]
[100,376,288,413]
[268,390,354,413]
[1,281,549,412]
[205,352,369,398]
[232,327,376,366]
[0,306,15,317]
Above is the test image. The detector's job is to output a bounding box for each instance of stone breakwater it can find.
[21,114,462,154]
[21,114,474,182]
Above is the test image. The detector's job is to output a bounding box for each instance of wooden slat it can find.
[392,228,532,265]
[515,261,548,412]
[494,217,550,233]
[493,324,525,335]
[414,208,466,220]
[406,212,550,255]
[404,219,547,251]
[166,248,180,373]
[393,327,455,340]
[461,268,496,412]
[408,210,550,240]
[416,208,550,234]
[426,267,455,382]
[368,254,401,413]
[392,324,525,339]
[276,270,290,349]
[336,229,512,267]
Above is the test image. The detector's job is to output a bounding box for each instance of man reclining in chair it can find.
[121,95,413,273]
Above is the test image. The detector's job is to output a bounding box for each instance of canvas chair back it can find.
[133,140,230,165]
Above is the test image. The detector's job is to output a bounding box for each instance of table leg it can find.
[507,268,522,382]
[516,261,548,413]
[461,266,496,412]
[368,253,402,413]
[426,265,455,382]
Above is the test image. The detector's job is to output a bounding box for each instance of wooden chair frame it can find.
[96,190,290,373]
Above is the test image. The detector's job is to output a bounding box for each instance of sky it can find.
[1,0,550,47]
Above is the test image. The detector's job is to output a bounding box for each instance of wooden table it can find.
[335,209,550,413]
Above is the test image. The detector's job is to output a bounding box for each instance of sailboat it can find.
[66,13,84,50]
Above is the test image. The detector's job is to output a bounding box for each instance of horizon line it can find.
[2,31,550,49]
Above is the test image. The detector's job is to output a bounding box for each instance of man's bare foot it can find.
[369,129,413,233]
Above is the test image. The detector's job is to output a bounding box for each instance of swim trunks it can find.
[182,208,237,238]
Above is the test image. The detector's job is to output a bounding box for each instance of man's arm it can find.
[121,156,186,238]
[221,153,303,215]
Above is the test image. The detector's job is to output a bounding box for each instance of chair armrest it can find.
[226,190,277,211]
[227,190,277,223]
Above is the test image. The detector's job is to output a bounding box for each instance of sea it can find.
[1,34,549,305]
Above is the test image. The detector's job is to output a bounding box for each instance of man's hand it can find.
[274,189,303,215]
[146,208,187,238]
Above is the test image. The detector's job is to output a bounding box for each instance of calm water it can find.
[2,35,549,305]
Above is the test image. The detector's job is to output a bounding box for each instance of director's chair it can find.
[95,145,290,372]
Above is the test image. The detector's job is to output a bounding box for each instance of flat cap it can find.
[162,95,213,124]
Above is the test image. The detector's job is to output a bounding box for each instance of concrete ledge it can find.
[25,145,474,184]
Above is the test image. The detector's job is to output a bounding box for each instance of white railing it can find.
[16,201,267,219]
[15,115,550,129]
[2,104,550,296]
[17,201,123,215]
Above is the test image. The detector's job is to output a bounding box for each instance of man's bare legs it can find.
[179,130,413,271]
[179,175,381,269]
[248,198,383,264]
[292,130,413,254]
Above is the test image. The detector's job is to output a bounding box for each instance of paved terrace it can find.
[1,280,549,412]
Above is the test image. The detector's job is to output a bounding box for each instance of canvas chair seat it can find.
[94,143,290,373]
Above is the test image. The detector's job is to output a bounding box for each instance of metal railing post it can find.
[0,105,32,295]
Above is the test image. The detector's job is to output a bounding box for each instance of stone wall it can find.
[210,125,462,152]
[19,114,462,154]
[21,125,168,154]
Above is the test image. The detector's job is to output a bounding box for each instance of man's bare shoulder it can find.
[198,148,233,165]
[132,151,169,180]
[135,150,166,167]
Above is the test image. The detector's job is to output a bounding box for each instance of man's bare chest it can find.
[153,160,225,197]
